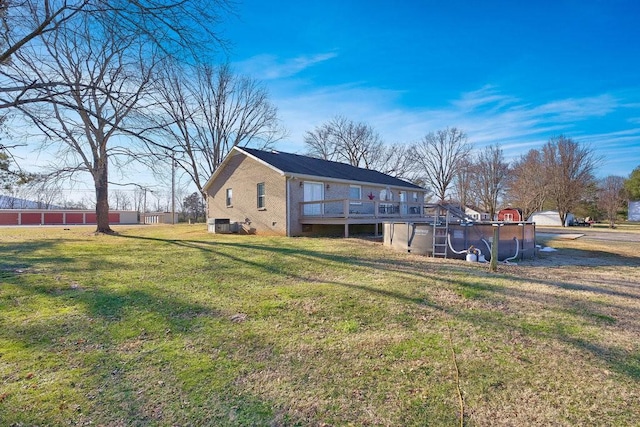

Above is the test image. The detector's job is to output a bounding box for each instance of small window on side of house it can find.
[412,192,419,203]
[226,188,232,207]
[257,182,266,209]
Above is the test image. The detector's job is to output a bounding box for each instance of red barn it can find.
[498,208,523,222]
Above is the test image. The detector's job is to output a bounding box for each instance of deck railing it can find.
[300,198,424,219]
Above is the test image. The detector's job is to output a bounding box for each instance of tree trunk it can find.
[558,211,567,227]
[94,159,113,234]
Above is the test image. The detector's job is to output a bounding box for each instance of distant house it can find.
[629,201,640,222]
[464,206,491,221]
[498,208,523,222]
[203,147,428,237]
[528,210,575,226]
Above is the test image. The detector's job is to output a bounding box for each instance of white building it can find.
[629,201,640,222]
[528,210,575,226]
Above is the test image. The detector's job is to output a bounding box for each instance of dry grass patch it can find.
[0,225,638,425]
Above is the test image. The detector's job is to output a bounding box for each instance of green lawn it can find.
[1,225,639,426]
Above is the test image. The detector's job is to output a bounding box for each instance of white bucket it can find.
[466,253,478,262]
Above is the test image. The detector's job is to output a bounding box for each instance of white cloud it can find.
[530,94,618,120]
[450,85,519,112]
[234,52,338,80]
[269,81,639,175]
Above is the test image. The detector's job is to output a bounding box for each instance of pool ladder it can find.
[432,205,450,258]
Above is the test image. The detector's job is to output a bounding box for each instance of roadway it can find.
[536,226,639,243]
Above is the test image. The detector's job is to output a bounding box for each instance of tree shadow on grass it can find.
[5,230,636,424]
[117,233,640,301]
[0,239,78,274]
[116,233,640,383]
[0,258,277,425]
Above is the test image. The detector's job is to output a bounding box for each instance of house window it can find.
[226,188,232,207]
[303,181,324,216]
[257,182,266,209]
[412,192,419,203]
[349,185,361,204]
[504,213,514,222]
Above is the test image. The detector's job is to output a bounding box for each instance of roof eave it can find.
[202,146,288,193]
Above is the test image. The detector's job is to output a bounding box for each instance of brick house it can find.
[203,147,428,236]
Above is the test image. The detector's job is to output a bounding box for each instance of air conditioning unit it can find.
[208,218,232,234]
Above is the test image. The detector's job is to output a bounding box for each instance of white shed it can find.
[629,201,640,222]
[528,210,575,226]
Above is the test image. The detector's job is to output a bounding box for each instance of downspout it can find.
[286,178,291,236]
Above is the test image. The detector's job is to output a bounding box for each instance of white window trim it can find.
[226,188,233,207]
[257,182,266,210]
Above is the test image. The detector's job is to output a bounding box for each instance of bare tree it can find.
[11,11,158,232]
[305,116,384,169]
[598,175,626,228]
[506,149,548,220]
[474,145,509,219]
[542,135,598,227]
[453,158,476,210]
[304,116,413,178]
[150,191,170,212]
[131,187,145,213]
[304,122,334,161]
[409,127,471,202]
[110,190,131,211]
[3,1,230,233]
[370,143,416,179]
[1,1,87,67]
[1,1,230,110]
[152,63,285,199]
[23,174,63,208]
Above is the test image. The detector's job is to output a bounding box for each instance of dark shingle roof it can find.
[241,147,423,190]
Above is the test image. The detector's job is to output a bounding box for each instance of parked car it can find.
[572,217,594,227]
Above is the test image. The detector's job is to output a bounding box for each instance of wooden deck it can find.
[299,198,428,236]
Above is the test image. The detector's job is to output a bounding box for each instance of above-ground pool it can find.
[383,221,536,261]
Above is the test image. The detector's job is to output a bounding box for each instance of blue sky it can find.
[224,0,640,177]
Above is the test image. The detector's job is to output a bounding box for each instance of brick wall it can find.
[207,153,288,235]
